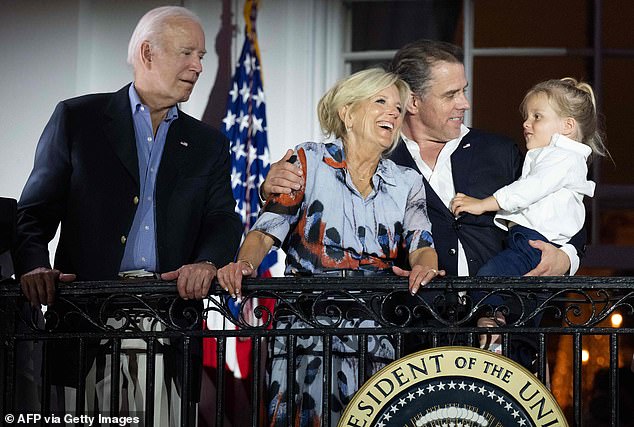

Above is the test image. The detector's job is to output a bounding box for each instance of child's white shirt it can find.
[493,134,595,246]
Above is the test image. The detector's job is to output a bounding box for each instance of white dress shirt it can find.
[401,127,580,275]
[402,125,471,276]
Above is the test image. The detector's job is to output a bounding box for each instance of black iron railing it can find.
[1,276,633,426]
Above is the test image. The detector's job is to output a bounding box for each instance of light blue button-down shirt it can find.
[119,84,178,272]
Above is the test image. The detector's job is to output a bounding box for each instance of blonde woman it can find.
[218,68,443,425]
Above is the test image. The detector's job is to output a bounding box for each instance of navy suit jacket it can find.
[390,129,524,275]
[15,84,242,279]
[14,84,242,395]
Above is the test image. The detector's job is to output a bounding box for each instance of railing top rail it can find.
[3,276,634,297]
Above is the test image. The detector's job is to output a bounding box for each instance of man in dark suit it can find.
[262,40,579,277]
[14,6,241,424]
[260,40,583,368]
[386,40,581,277]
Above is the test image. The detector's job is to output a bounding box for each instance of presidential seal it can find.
[339,346,567,427]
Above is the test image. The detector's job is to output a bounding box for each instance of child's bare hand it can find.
[451,193,486,216]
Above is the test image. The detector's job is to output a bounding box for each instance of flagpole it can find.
[245,0,262,76]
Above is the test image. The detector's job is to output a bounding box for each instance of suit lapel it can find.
[390,139,422,174]
[390,140,452,219]
[156,116,189,197]
[103,85,140,186]
[450,133,474,194]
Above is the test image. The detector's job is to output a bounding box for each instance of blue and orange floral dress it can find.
[253,139,434,426]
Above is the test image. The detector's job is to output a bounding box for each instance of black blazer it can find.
[15,84,242,279]
[14,85,242,397]
[390,129,524,275]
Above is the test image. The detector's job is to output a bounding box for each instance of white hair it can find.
[127,6,202,66]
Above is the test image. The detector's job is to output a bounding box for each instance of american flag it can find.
[223,38,273,259]
[203,0,277,380]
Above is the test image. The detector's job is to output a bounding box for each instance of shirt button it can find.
[141,257,146,262]
[144,225,150,231]
[147,137,152,142]
[140,106,145,112]
[120,235,127,244]
[133,196,139,205]
[448,248,456,256]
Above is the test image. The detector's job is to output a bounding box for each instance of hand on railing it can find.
[216,259,257,303]
[392,265,446,295]
[160,261,218,300]
[20,266,76,307]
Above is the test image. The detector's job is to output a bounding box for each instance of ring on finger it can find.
[429,268,437,275]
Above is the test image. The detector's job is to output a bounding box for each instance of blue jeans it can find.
[477,225,556,277]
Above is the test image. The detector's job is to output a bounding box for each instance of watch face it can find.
[340,347,568,427]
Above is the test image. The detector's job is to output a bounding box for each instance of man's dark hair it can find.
[389,39,464,97]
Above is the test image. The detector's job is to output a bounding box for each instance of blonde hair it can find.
[520,78,609,161]
[317,68,410,153]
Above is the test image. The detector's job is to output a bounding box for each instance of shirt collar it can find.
[322,138,397,186]
[400,124,470,152]
[128,83,179,122]
[549,133,592,159]
[400,124,470,177]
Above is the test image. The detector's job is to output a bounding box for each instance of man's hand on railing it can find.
[20,266,76,307]
[161,261,218,300]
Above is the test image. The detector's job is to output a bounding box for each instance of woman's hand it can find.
[216,260,257,303]
[392,265,446,295]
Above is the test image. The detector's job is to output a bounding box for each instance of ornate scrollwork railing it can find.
[2,275,634,427]
[2,276,634,336]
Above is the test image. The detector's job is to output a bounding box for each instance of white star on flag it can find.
[253,87,265,107]
[232,142,247,160]
[251,116,264,135]
[229,82,238,102]
[239,82,250,104]
[222,110,237,131]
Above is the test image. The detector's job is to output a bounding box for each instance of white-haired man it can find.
[14,6,241,425]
